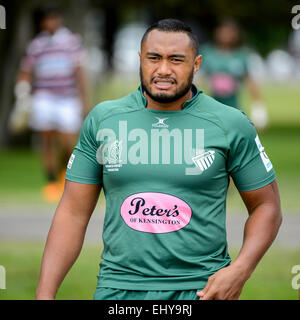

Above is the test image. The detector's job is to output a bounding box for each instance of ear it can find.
[193,55,202,74]
[138,51,142,61]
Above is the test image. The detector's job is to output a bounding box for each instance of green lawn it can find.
[0,241,298,300]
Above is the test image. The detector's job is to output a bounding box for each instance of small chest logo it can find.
[107,140,122,164]
[192,150,215,171]
[101,140,123,172]
[152,117,169,128]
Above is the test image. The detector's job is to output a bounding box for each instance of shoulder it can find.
[234,46,252,61]
[191,93,254,134]
[68,32,83,49]
[194,93,243,120]
[87,91,140,124]
[56,28,83,49]
[25,33,47,55]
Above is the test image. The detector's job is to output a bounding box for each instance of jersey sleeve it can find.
[69,34,85,68]
[20,41,38,73]
[65,109,102,185]
[227,111,276,191]
[240,49,250,78]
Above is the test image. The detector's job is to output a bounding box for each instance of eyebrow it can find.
[146,52,186,58]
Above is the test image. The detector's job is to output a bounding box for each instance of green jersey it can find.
[65,85,276,291]
[201,44,250,108]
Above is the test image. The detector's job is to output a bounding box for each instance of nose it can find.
[157,59,172,76]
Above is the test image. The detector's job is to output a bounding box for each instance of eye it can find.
[148,56,160,61]
[170,57,183,63]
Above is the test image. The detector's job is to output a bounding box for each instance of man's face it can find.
[215,25,239,48]
[139,30,202,104]
[41,15,62,34]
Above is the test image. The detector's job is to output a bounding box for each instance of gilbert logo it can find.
[152,117,169,128]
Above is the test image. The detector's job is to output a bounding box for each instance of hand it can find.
[196,264,249,300]
[250,101,268,131]
[81,101,90,119]
[35,294,55,300]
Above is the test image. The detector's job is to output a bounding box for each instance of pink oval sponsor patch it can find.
[120,192,192,234]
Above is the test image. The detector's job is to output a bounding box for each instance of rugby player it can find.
[36,19,282,300]
[201,18,268,129]
[16,6,89,202]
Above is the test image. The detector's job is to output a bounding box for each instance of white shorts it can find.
[30,92,82,133]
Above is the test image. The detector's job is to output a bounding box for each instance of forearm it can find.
[36,203,89,299]
[16,70,31,84]
[245,76,262,102]
[76,67,90,116]
[232,203,282,278]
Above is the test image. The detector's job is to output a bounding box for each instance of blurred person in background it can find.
[200,18,268,130]
[15,5,89,202]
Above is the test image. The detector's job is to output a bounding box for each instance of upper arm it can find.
[225,110,282,217]
[227,111,276,191]
[17,70,32,83]
[19,40,37,75]
[59,180,101,223]
[75,65,87,86]
[239,179,281,215]
[65,108,102,184]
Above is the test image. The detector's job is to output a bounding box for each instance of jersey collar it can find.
[136,84,203,111]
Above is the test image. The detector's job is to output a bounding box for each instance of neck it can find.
[144,89,192,111]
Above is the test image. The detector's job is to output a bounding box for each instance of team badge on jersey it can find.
[107,140,122,164]
[192,150,215,171]
[98,140,123,172]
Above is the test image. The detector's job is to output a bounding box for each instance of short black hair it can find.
[141,18,199,55]
[34,4,62,24]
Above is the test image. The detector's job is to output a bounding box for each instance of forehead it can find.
[141,30,193,55]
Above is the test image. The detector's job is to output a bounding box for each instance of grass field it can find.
[0,80,299,300]
[0,241,298,300]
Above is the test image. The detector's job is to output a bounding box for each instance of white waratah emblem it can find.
[152,117,169,128]
[108,140,122,163]
[192,150,215,171]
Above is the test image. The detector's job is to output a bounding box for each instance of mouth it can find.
[152,78,176,90]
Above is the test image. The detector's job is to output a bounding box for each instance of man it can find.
[36,19,282,300]
[16,6,89,202]
[200,18,268,129]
